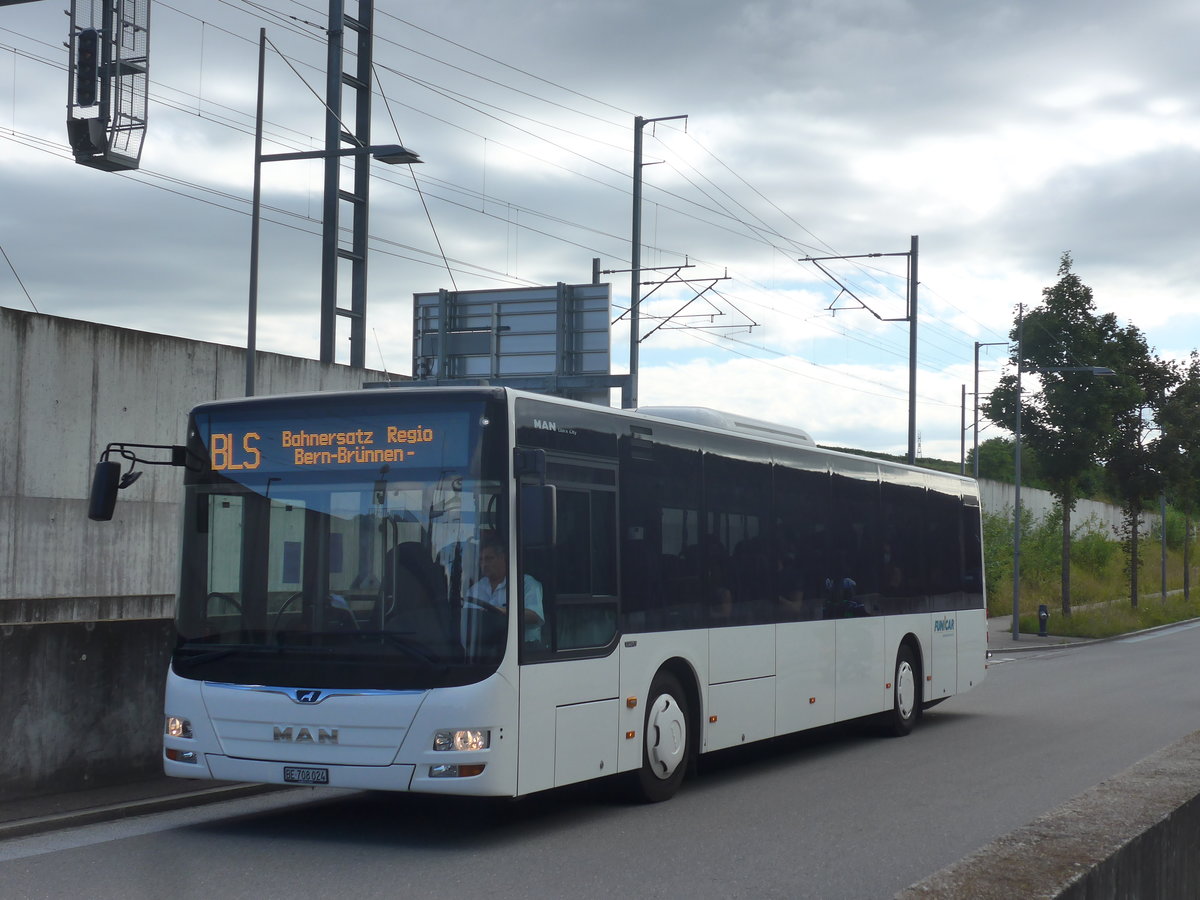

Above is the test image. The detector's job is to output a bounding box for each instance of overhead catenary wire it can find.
[1,0,997,421]
[1,243,38,312]
[373,60,457,291]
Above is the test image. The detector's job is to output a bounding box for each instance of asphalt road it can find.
[3,621,1200,900]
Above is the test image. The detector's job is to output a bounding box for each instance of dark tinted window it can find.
[522,460,619,656]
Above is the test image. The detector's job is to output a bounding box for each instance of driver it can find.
[465,535,544,643]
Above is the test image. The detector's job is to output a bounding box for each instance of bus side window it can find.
[551,485,617,651]
[703,454,771,626]
[518,484,553,651]
[772,463,832,623]
[521,461,619,655]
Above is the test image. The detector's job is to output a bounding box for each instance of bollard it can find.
[1038,604,1049,637]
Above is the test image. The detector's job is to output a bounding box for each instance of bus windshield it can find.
[173,392,510,690]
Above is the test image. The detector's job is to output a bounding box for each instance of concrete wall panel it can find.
[16,314,98,500]
[0,310,21,497]
[0,497,11,601]
[0,618,176,802]
[978,478,1151,536]
[2,308,394,604]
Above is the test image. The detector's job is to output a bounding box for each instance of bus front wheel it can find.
[633,672,690,802]
[887,644,920,737]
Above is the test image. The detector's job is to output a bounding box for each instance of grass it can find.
[1017,594,1200,639]
[984,508,1200,639]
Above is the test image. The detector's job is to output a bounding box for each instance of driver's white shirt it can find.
[466,575,544,642]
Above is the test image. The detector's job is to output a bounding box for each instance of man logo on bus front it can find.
[294,690,323,704]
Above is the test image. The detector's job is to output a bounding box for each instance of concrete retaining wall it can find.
[977,478,1152,537]
[1,307,394,607]
[0,308,395,801]
[898,729,1200,899]
[0,618,175,800]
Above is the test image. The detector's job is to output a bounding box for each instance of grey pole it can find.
[1162,492,1168,602]
[627,115,644,409]
[346,2,375,370]
[960,384,966,475]
[974,341,1008,480]
[1012,304,1024,641]
[319,0,344,364]
[907,235,919,465]
[973,342,981,479]
[246,28,266,398]
[625,114,686,408]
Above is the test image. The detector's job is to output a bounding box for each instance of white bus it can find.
[112,384,985,802]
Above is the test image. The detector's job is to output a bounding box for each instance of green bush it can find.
[1071,517,1118,571]
[1151,507,1192,551]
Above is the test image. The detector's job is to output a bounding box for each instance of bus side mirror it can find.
[87,442,186,522]
[520,484,557,549]
[88,460,122,521]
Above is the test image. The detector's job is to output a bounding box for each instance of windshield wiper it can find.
[174,646,239,669]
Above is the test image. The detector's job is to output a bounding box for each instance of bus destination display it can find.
[200,411,470,473]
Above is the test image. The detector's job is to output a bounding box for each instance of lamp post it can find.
[245,28,422,397]
[1010,304,1114,639]
[973,341,1008,479]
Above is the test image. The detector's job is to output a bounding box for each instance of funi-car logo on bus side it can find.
[934,616,956,634]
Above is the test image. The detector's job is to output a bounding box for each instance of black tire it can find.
[632,671,690,802]
[886,644,920,737]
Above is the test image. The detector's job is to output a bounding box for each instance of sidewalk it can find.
[0,775,285,841]
[987,613,1091,653]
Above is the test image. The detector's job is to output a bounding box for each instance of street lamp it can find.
[1011,306,1114,639]
[245,29,422,396]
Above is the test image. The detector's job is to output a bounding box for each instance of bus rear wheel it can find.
[887,645,920,737]
[632,672,689,802]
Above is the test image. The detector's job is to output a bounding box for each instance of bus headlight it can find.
[433,729,490,752]
[165,716,193,739]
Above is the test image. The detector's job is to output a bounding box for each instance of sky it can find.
[2,0,1199,461]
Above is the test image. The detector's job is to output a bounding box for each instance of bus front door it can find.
[515,457,621,795]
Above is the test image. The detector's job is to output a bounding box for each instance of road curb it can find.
[989,615,1200,653]
[0,783,289,841]
[989,637,1097,653]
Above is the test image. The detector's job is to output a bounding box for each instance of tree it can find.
[982,253,1118,617]
[1100,322,1177,607]
[969,436,1044,486]
[1153,352,1200,601]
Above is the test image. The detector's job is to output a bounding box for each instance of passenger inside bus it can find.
[775,565,808,621]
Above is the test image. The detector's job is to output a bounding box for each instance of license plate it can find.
[283,766,329,785]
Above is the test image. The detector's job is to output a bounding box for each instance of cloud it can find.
[3,0,1200,459]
